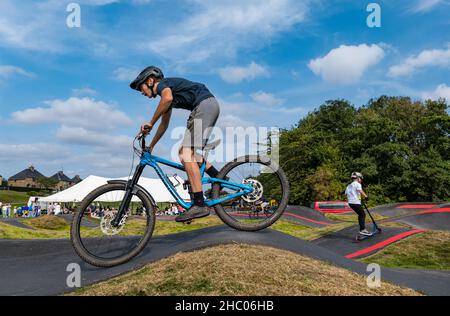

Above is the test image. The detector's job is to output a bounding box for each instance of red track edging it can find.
[397,204,437,209]
[416,208,450,215]
[284,212,332,226]
[344,229,427,259]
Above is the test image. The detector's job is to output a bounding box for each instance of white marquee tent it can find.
[39,175,190,203]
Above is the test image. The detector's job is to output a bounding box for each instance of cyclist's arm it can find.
[148,88,173,127]
[150,109,172,149]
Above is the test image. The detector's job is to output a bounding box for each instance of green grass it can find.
[0,215,224,240]
[271,219,351,241]
[360,231,450,271]
[325,213,387,223]
[0,190,30,204]
[0,222,69,239]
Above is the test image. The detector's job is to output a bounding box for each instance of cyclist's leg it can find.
[179,97,220,175]
[191,98,220,176]
[176,98,220,221]
[179,147,203,193]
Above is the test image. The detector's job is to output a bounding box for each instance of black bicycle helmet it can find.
[130,66,164,91]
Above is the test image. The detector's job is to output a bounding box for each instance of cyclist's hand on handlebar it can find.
[138,124,153,137]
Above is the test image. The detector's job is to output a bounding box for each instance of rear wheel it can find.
[212,155,289,231]
[70,183,156,267]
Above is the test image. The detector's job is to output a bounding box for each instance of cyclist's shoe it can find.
[175,206,210,223]
[359,229,372,236]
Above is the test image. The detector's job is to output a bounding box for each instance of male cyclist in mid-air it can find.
[130,66,220,223]
[345,172,370,236]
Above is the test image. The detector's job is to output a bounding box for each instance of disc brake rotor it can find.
[100,211,127,236]
[241,179,264,203]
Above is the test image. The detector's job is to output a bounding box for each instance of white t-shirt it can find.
[345,181,362,205]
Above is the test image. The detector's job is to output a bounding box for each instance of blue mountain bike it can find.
[71,133,289,267]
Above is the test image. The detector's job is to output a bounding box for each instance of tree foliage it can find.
[36,177,59,190]
[277,96,450,205]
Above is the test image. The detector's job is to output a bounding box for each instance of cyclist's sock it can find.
[206,166,220,178]
[193,191,205,207]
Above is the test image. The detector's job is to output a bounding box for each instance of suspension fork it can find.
[112,164,145,227]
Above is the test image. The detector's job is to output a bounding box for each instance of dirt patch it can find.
[72,244,420,296]
[24,216,69,230]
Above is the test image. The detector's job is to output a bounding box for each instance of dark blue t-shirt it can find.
[156,78,214,111]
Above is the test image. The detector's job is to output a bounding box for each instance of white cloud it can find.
[0,65,35,79]
[77,0,119,5]
[56,126,132,149]
[148,0,309,65]
[422,84,450,101]
[250,91,284,107]
[217,114,256,129]
[113,67,140,81]
[308,44,385,85]
[0,0,121,53]
[11,97,133,130]
[388,45,450,77]
[0,142,135,179]
[219,62,270,84]
[71,87,98,97]
[0,143,70,163]
[131,0,152,4]
[409,0,447,13]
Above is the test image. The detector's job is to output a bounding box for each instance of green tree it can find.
[36,177,58,190]
[274,96,450,205]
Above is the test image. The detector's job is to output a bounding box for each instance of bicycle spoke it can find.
[75,186,152,262]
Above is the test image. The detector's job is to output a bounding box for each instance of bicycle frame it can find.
[126,151,254,211]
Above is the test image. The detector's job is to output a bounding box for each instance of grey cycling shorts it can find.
[182,97,220,149]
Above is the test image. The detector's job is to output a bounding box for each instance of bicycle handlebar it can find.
[136,125,152,152]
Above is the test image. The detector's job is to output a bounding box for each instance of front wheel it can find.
[212,155,290,232]
[70,183,156,267]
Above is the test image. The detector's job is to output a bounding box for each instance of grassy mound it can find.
[0,222,68,239]
[361,231,450,271]
[71,244,420,296]
[24,216,69,230]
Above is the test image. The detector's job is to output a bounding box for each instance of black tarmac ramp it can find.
[0,218,35,230]
[396,211,450,231]
[371,203,444,218]
[283,205,334,227]
[312,226,425,259]
[0,226,449,296]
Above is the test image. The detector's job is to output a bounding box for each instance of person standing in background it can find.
[345,172,370,236]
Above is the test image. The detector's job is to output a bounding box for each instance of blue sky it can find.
[0,0,449,179]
